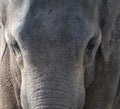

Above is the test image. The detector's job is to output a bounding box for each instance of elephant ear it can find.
[0,24,7,62]
[100,0,120,62]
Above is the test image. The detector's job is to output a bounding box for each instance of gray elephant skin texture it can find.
[0,0,120,109]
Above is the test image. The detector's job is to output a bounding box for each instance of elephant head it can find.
[0,0,120,109]
[0,0,102,109]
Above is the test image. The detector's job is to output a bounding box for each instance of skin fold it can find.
[0,0,120,109]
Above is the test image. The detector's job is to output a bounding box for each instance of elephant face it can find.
[0,0,101,109]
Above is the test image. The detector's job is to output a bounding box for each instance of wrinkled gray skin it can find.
[0,0,120,109]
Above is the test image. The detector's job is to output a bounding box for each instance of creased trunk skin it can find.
[21,68,85,109]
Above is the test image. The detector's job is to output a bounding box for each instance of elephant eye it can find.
[85,36,96,58]
[10,38,24,68]
[10,38,21,56]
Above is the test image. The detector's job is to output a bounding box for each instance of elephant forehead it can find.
[7,0,94,49]
[19,14,90,40]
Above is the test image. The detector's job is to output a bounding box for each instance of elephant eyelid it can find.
[10,38,21,56]
[10,37,24,68]
[85,36,96,57]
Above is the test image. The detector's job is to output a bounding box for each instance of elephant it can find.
[0,0,120,109]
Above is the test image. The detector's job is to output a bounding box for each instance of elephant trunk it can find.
[21,69,85,109]
[28,82,73,109]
